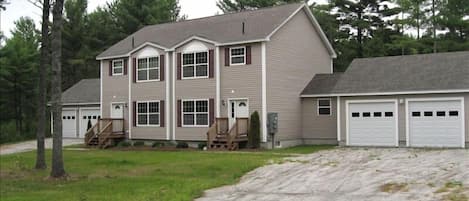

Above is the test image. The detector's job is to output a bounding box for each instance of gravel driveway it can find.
[0,138,83,155]
[197,148,469,201]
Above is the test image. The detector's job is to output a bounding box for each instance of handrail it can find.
[98,121,113,147]
[85,120,100,145]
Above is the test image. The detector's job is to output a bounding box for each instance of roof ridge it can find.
[354,51,469,61]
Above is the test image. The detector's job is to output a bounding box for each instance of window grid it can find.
[136,101,160,126]
[137,57,159,82]
[230,47,246,65]
[112,59,124,75]
[182,51,208,79]
[317,99,331,116]
[182,99,209,127]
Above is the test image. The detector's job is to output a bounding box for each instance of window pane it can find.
[231,48,244,56]
[113,60,123,68]
[138,70,147,80]
[149,69,159,80]
[149,102,159,113]
[149,57,159,68]
[196,114,208,125]
[196,52,207,64]
[424,111,433,117]
[436,111,446,117]
[183,66,194,77]
[412,112,421,117]
[183,54,194,65]
[449,111,458,116]
[352,112,360,117]
[138,59,147,69]
[196,100,208,112]
[196,65,207,77]
[231,56,244,64]
[385,112,393,117]
[138,103,147,113]
[374,112,382,117]
[138,114,147,125]
[318,100,331,107]
[183,114,194,125]
[363,112,371,117]
[183,101,194,112]
[149,114,159,125]
[318,108,330,115]
[113,66,123,74]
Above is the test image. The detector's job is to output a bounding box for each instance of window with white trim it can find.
[182,51,208,78]
[182,100,209,126]
[137,101,160,126]
[317,99,331,115]
[112,60,124,75]
[137,57,159,81]
[230,46,246,65]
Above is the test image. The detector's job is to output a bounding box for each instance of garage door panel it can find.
[80,109,100,138]
[62,110,77,138]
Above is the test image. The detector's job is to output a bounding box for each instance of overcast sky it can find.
[0,0,327,38]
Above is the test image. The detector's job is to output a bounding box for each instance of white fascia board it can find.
[300,89,469,98]
[96,42,169,60]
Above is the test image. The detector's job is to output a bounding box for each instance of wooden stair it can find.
[85,119,125,149]
[207,118,249,151]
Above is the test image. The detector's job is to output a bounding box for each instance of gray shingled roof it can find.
[301,73,343,95]
[62,79,100,104]
[97,3,323,59]
[302,51,469,96]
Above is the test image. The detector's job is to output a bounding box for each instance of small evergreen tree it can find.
[248,111,260,148]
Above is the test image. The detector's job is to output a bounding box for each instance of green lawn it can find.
[0,145,333,201]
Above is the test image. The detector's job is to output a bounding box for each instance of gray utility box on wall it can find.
[267,112,278,135]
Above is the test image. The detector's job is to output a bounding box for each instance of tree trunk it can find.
[35,0,50,170]
[50,0,66,178]
[432,0,437,53]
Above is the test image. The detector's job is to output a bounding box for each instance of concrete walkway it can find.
[197,148,469,201]
[0,138,83,155]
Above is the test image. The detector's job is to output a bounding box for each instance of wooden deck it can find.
[84,118,125,148]
[207,118,249,150]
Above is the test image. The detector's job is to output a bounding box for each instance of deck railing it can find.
[84,118,125,147]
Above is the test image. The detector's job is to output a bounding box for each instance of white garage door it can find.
[347,101,398,146]
[80,108,100,138]
[408,99,464,148]
[62,110,77,138]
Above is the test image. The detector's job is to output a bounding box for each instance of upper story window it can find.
[317,99,331,116]
[230,46,246,65]
[112,60,124,75]
[182,99,209,127]
[182,51,208,79]
[137,101,160,126]
[137,57,159,81]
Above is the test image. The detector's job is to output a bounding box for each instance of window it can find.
[373,112,382,117]
[137,101,160,126]
[424,111,433,117]
[230,47,246,65]
[385,112,393,117]
[449,111,459,116]
[363,112,371,117]
[182,100,209,126]
[137,57,159,81]
[412,112,421,117]
[182,51,208,78]
[352,112,360,117]
[436,111,446,117]
[112,60,124,75]
[317,99,331,115]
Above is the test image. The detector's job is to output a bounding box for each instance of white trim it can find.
[165,53,170,140]
[300,89,469,98]
[317,98,332,116]
[216,39,268,47]
[229,46,246,66]
[172,52,176,140]
[100,60,103,117]
[336,96,341,142]
[181,99,210,127]
[136,56,161,82]
[345,99,399,147]
[135,100,161,127]
[61,102,100,106]
[128,56,132,139]
[181,51,210,80]
[405,97,465,148]
[261,42,267,142]
[215,47,221,117]
[169,36,218,51]
[265,3,337,58]
[111,59,124,76]
[96,42,168,60]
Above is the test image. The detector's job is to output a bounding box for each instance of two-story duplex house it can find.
[93,3,336,148]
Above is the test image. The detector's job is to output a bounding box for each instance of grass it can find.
[0,145,332,201]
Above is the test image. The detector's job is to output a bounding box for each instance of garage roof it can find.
[62,79,100,104]
[302,51,469,96]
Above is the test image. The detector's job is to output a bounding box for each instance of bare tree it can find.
[50,0,66,178]
[34,0,50,170]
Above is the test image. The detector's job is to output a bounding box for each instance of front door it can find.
[228,99,249,128]
[111,103,124,119]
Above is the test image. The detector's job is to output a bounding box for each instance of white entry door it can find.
[62,110,77,138]
[111,103,124,119]
[347,100,398,146]
[228,99,249,128]
[408,99,464,148]
[80,108,100,138]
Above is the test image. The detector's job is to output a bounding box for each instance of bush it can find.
[116,141,131,147]
[248,111,261,148]
[197,142,207,150]
[152,141,165,148]
[176,142,189,148]
[133,141,145,147]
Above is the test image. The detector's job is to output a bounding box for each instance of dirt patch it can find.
[380,182,409,193]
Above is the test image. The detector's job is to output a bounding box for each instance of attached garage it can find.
[407,98,465,148]
[62,109,78,138]
[346,100,398,147]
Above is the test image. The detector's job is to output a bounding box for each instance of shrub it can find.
[117,141,131,147]
[248,111,261,148]
[152,141,165,148]
[133,141,145,147]
[197,142,207,150]
[176,142,189,148]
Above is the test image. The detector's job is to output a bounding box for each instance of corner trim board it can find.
[261,42,267,142]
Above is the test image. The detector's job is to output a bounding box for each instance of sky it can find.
[0,0,327,38]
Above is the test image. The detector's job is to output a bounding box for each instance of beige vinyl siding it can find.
[266,10,333,140]
[101,59,129,133]
[302,97,337,142]
[220,43,262,123]
[338,93,469,146]
[175,40,216,141]
[130,46,167,140]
